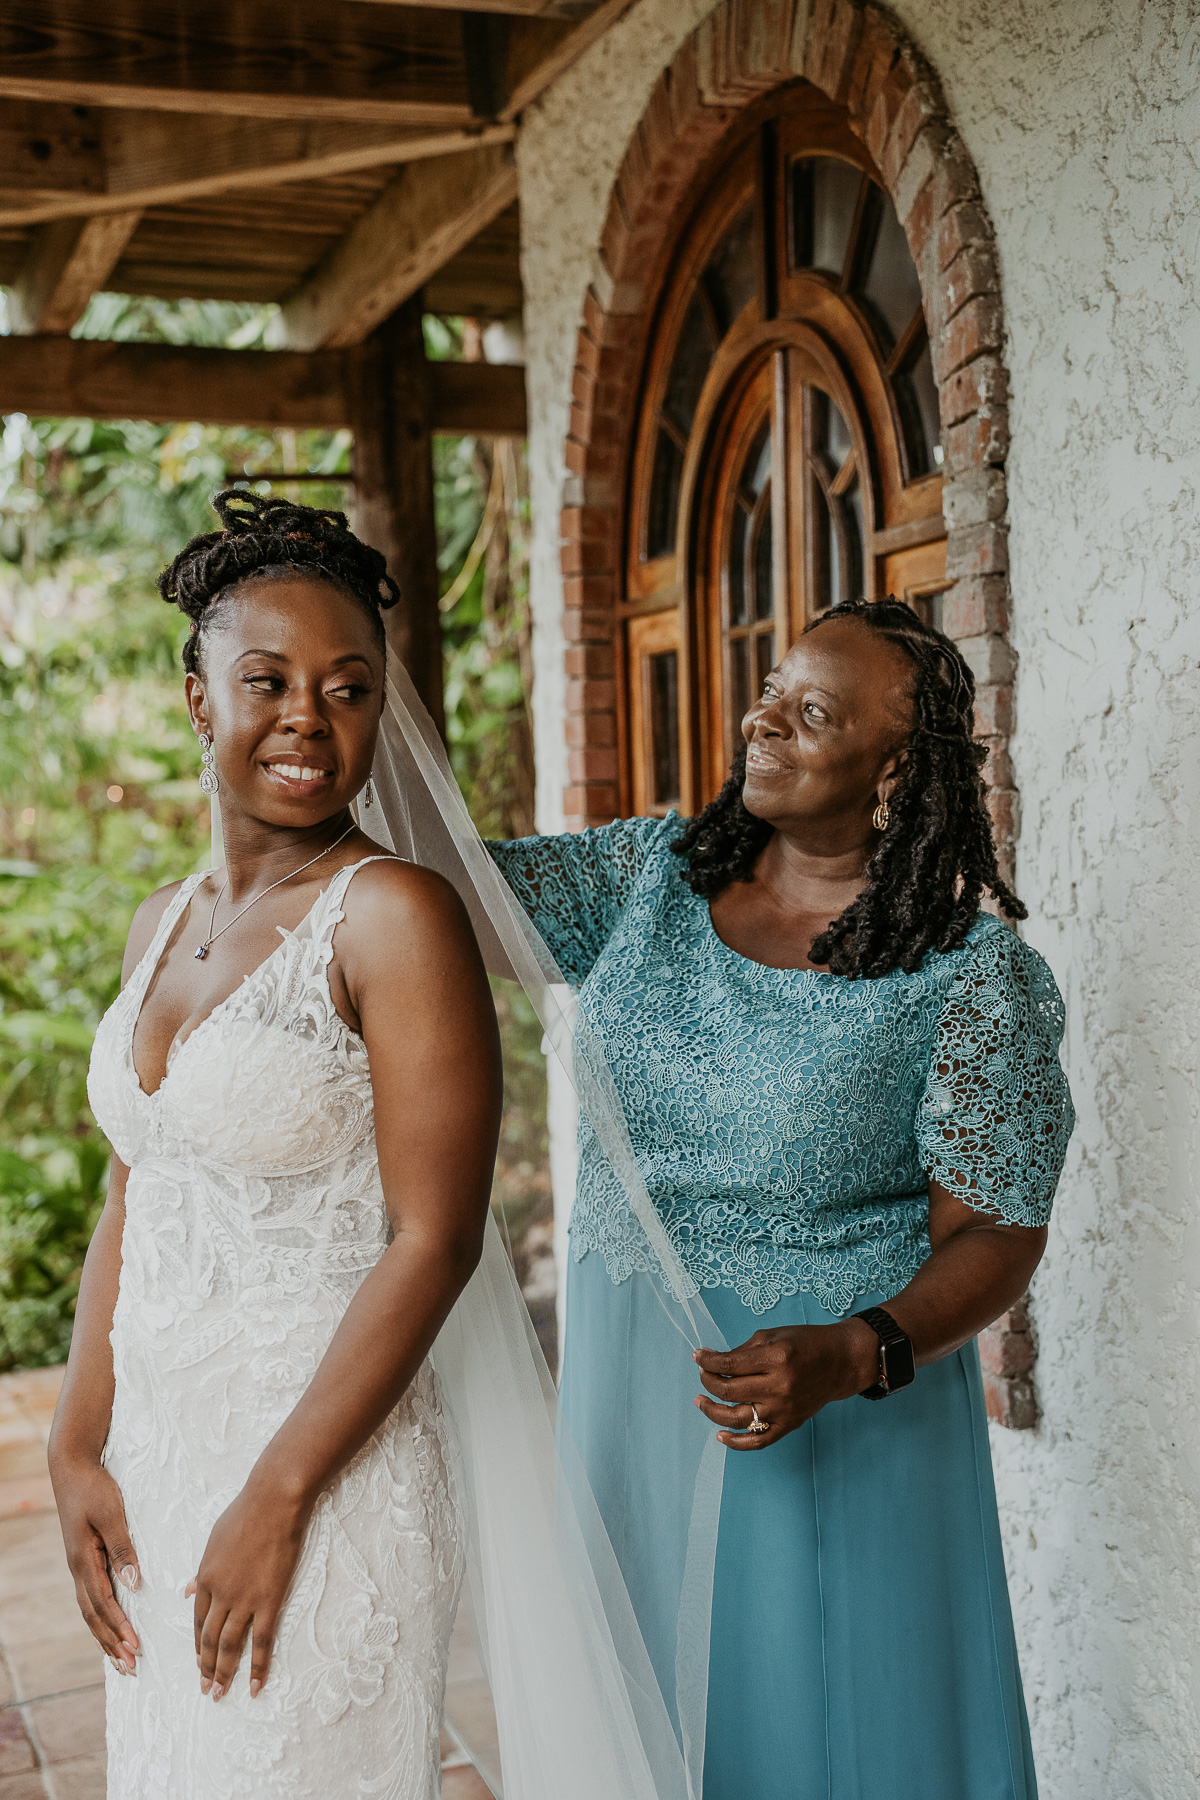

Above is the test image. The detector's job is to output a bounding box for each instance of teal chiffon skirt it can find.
[560,1250,1038,1800]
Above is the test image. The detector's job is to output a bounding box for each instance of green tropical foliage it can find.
[0,296,548,1370]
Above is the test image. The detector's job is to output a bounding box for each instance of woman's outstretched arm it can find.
[188,859,502,1701]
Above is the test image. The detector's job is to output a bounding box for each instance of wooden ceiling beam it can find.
[0,334,527,436]
[275,143,518,352]
[502,0,639,120]
[0,112,515,231]
[0,1,474,126]
[0,101,107,201]
[7,211,142,335]
[353,1,582,14]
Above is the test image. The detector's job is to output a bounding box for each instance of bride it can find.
[47,494,692,1800]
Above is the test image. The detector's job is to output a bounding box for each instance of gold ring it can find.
[747,1406,769,1435]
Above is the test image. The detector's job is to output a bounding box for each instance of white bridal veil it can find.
[361,655,731,1800]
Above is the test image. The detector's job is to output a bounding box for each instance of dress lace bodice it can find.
[87,858,463,1799]
[491,817,1075,1316]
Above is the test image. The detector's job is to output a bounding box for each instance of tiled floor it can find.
[0,1367,499,1798]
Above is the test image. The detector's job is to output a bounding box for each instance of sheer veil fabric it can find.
[359,655,730,1800]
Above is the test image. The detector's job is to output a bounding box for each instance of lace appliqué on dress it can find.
[87,860,465,1800]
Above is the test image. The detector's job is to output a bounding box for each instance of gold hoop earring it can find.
[872,798,890,831]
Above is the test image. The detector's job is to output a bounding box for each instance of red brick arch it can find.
[559,0,1032,1427]
[561,0,1015,844]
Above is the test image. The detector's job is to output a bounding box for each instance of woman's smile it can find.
[261,759,336,793]
[744,745,792,775]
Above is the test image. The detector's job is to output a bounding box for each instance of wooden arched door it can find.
[622,87,947,815]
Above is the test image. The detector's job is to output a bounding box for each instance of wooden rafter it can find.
[353,1,583,13]
[502,0,640,120]
[0,111,515,232]
[0,334,527,436]
[275,144,518,351]
[8,211,141,334]
[0,1,475,126]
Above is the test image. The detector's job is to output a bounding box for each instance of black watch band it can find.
[853,1305,916,1400]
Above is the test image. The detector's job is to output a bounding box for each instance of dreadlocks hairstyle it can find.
[671,597,1026,979]
[157,489,400,674]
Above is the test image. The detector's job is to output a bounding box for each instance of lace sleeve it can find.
[487,816,669,986]
[916,924,1075,1226]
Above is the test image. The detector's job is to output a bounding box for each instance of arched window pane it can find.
[647,429,684,558]
[790,156,862,277]
[729,501,750,625]
[845,478,865,597]
[729,420,771,625]
[730,635,751,755]
[703,208,756,336]
[753,507,773,622]
[663,294,718,436]
[648,650,681,807]
[827,492,843,606]
[755,630,775,695]
[745,422,771,499]
[892,337,944,476]
[824,397,854,469]
[857,193,923,348]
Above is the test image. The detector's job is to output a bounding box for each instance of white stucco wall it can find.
[892,5,1200,1795]
[518,3,1200,1795]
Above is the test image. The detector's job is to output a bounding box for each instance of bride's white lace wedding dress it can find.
[87,858,464,1800]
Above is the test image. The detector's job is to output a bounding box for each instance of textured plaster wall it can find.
[518,2,1200,1794]
[886,4,1200,1794]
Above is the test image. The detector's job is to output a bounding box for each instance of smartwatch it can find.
[852,1306,916,1399]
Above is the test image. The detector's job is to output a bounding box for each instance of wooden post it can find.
[346,294,445,733]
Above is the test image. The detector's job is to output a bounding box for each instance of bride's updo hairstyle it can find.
[158,490,400,674]
[672,597,1026,979]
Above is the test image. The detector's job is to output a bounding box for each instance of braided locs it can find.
[671,598,1025,978]
[158,490,400,673]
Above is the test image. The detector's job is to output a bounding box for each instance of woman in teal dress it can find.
[490,599,1073,1800]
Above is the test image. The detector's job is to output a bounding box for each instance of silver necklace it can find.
[194,824,356,961]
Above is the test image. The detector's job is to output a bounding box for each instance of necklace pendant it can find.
[194,943,209,960]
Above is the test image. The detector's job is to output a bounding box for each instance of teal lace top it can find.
[490,815,1075,1317]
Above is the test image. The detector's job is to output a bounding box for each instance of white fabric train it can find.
[365,655,731,1800]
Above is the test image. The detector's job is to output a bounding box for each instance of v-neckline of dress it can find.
[127,863,349,1102]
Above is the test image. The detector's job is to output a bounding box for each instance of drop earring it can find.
[198,734,219,796]
[363,777,374,809]
[872,797,890,831]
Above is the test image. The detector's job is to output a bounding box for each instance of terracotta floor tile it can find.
[0,1592,97,1655]
[3,1373,63,1411]
[39,1756,104,1800]
[0,1714,34,1777]
[0,1491,55,1532]
[0,1427,41,1455]
[5,1638,104,1705]
[0,1664,15,1709]
[0,1451,49,1490]
[443,1684,500,1793]
[27,1687,104,1765]
[0,1771,46,1797]
[440,1767,495,1800]
[0,1555,73,1614]
[0,1514,59,1562]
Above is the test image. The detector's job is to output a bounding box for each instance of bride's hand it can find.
[692,1320,880,1449]
[187,1473,310,1699]
[51,1453,142,1672]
